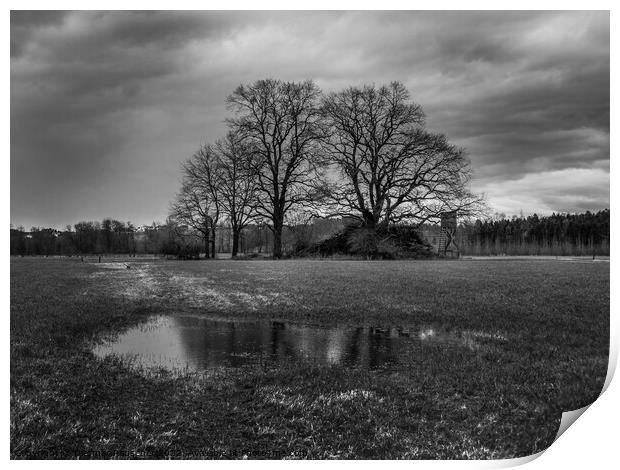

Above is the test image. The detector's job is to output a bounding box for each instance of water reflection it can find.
[93,315,504,373]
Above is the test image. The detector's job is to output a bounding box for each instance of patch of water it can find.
[93,315,506,373]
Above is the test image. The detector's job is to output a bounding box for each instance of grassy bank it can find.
[10,257,609,459]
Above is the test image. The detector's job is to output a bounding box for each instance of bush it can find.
[376,238,400,259]
[386,225,434,258]
[347,227,379,258]
[305,227,351,257]
[303,223,434,259]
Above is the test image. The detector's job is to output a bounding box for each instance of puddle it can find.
[93,315,505,373]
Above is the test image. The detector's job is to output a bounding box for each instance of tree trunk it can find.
[272,217,283,259]
[231,229,240,258]
[362,211,377,229]
[204,235,209,259]
[211,227,216,259]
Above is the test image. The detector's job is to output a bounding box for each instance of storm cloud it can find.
[10,11,609,229]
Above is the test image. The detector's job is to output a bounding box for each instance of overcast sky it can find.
[10,10,609,229]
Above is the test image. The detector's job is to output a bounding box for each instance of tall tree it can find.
[212,132,260,257]
[321,82,484,230]
[227,79,324,258]
[184,145,223,258]
[170,147,221,258]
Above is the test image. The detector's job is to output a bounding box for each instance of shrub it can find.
[376,238,400,259]
[303,223,434,259]
[386,225,434,258]
[347,227,379,258]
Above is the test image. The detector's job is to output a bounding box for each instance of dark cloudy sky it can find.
[10,10,609,229]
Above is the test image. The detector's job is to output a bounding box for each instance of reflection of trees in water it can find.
[170,317,403,369]
[363,328,398,367]
[101,316,486,373]
[173,317,268,368]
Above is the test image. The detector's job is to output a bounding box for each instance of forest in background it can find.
[457,209,608,256]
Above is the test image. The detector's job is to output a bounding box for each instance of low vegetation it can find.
[11,257,609,459]
[303,223,434,259]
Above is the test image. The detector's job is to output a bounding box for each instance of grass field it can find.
[10,257,609,459]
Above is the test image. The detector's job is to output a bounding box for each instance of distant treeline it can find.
[9,217,343,257]
[11,219,144,257]
[10,210,609,258]
[456,209,610,256]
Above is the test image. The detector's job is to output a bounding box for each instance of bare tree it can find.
[185,145,223,258]
[213,131,260,257]
[170,146,221,259]
[321,82,484,230]
[227,79,325,258]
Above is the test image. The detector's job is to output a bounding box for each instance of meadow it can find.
[10,257,609,459]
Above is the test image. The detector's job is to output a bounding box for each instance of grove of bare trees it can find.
[171,79,485,258]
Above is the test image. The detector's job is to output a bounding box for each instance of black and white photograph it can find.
[9,6,611,461]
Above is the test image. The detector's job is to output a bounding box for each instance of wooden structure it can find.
[438,211,459,258]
